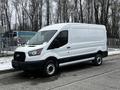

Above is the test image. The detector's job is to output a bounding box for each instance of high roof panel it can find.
[39,23,105,32]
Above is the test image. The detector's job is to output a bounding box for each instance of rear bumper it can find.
[12,60,45,71]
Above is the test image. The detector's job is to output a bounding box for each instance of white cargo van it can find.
[12,23,108,76]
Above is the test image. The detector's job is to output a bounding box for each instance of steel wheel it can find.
[93,54,103,66]
[43,60,58,76]
[46,63,55,75]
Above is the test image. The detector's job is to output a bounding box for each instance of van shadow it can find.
[0,61,94,86]
[0,70,60,86]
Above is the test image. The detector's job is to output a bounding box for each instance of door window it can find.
[48,30,68,49]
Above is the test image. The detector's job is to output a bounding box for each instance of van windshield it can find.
[27,30,57,45]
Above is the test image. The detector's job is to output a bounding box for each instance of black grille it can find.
[14,52,26,62]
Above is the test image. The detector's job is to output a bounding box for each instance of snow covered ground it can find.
[0,51,14,57]
[108,48,120,55]
[0,48,120,71]
[0,56,13,71]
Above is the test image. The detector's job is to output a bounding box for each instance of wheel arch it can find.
[97,50,103,55]
[45,56,59,65]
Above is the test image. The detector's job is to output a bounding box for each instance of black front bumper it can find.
[12,60,45,71]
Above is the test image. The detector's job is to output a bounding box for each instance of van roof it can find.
[40,23,105,31]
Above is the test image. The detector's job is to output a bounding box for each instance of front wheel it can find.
[92,54,103,66]
[43,60,58,76]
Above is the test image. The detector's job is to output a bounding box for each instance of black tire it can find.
[23,70,32,74]
[43,60,58,76]
[92,54,103,66]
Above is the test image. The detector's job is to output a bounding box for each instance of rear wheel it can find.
[92,54,103,66]
[43,60,58,76]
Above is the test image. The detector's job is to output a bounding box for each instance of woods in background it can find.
[0,0,120,38]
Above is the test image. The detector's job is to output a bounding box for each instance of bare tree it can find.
[94,0,99,24]
[3,0,11,31]
[1,0,120,40]
[62,0,69,22]
[56,0,62,23]
[38,0,43,29]
[110,0,120,38]
[79,0,83,23]
[74,0,78,22]
[12,0,27,31]
[46,0,50,25]
[0,0,5,27]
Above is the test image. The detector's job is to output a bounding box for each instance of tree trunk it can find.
[79,0,83,23]
[46,0,50,25]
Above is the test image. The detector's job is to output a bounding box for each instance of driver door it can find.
[48,30,69,59]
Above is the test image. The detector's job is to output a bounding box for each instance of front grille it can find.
[14,52,26,62]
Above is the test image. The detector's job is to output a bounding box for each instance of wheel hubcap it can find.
[47,64,55,75]
[97,57,102,64]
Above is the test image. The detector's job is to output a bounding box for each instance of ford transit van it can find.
[12,23,108,76]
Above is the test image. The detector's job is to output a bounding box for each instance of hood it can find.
[15,43,47,52]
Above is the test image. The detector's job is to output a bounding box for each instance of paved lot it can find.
[0,55,120,90]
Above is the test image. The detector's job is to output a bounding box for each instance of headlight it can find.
[28,48,43,56]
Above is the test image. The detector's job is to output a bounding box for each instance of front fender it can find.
[40,52,59,60]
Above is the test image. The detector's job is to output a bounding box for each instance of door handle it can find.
[67,46,71,49]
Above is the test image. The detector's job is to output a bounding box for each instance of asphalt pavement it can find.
[0,55,119,90]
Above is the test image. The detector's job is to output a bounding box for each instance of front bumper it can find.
[12,60,45,71]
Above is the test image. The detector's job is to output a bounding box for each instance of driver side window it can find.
[48,30,68,49]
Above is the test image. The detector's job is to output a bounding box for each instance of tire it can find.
[23,70,32,74]
[43,60,58,76]
[92,54,103,66]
